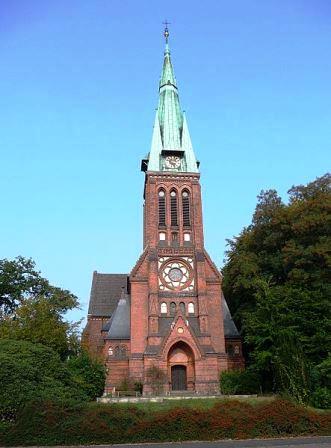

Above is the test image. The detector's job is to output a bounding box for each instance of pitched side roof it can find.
[87,272,128,317]
[106,293,130,340]
[222,293,240,337]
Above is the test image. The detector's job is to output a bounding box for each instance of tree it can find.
[0,339,83,419]
[0,256,78,317]
[67,351,106,400]
[222,174,331,400]
[0,257,80,358]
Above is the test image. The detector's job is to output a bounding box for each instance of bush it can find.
[0,339,84,420]
[1,398,330,446]
[146,365,167,395]
[67,351,105,400]
[0,340,105,421]
[220,369,261,394]
[311,387,331,410]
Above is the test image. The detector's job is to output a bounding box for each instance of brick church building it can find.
[83,28,244,395]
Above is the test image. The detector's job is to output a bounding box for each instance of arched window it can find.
[161,302,167,314]
[120,346,127,358]
[179,302,185,314]
[170,190,178,226]
[158,189,166,227]
[108,346,113,356]
[182,190,191,227]
[170,302,176,316]
[114,346,121,357]
[188,302,195,314]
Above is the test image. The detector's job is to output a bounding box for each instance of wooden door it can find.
[171,365,187,390]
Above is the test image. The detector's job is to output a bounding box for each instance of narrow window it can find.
[108,347,113,356]
[161,302,167,314]
[170,190,178,226]
[179,302,185,314]
[158,190,166,227]
[159,232,166,241]
[182,190,191,227]
[170,302,176,316]
[171,232,178,242]
[188,302,194,314]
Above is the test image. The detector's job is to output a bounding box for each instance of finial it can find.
[163,20,170,43]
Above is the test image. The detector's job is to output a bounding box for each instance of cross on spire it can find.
[163,20,170,42]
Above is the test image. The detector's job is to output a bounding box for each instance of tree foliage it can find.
[0,340,106,420]
[222,174,331,402]
[67,351,106,400]
[0,257,79,358]
[0,339,80,419]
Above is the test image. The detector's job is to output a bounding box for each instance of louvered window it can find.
[170,190,178,226]
[182,190,191,227]
[158,190,166,227]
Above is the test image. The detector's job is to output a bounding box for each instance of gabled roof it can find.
[88,272,128,317]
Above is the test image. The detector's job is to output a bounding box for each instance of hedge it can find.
[1,398,330,446]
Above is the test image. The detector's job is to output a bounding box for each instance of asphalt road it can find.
[18,436,331,448]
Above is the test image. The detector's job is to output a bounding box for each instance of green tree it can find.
[0,339,83,419]
[222,174,331,401]
[67,351,106,400]
[0,256,78,317]
[0,257,79,358]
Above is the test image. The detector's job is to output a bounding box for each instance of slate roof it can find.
[222,294,240,337]
[106,293,130,340]
[87,271,240,339]
[88,272,128,317]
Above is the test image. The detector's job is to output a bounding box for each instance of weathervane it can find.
[163,20,170,42]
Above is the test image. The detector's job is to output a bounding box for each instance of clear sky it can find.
[1,1,330,325]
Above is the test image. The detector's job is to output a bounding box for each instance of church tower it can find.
[83,27,244,395]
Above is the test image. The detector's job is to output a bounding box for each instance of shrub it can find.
[146,365,167,395]
[1,398,330,446]
[67,351,105,400]
[220,369,260,394]
[0,339,85,421]
[311,387,331,410]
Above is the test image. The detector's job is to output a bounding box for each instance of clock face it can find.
[165,155,181,169]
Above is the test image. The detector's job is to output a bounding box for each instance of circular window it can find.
[159,190,165,197]
[170,190,177,197]
[159,259,193,291]
[177,327,184,334]
[182,191,189,197]
[168,267,183,282]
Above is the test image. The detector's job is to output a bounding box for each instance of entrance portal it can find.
[171,365,187,390]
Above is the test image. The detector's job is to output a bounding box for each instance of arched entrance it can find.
[167,341,195,391]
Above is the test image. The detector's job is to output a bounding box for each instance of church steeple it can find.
[142,27,199,173]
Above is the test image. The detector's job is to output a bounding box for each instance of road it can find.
[20,436,331,448]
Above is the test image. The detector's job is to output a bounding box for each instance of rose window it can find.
[159,259,194,291]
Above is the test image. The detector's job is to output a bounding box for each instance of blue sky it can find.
[1,1,330,325]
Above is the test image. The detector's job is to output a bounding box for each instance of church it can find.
[83,28,244,395]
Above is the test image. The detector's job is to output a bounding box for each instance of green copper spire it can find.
[145,27,199,173]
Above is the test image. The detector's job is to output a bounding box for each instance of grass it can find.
[115,395,276,413]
